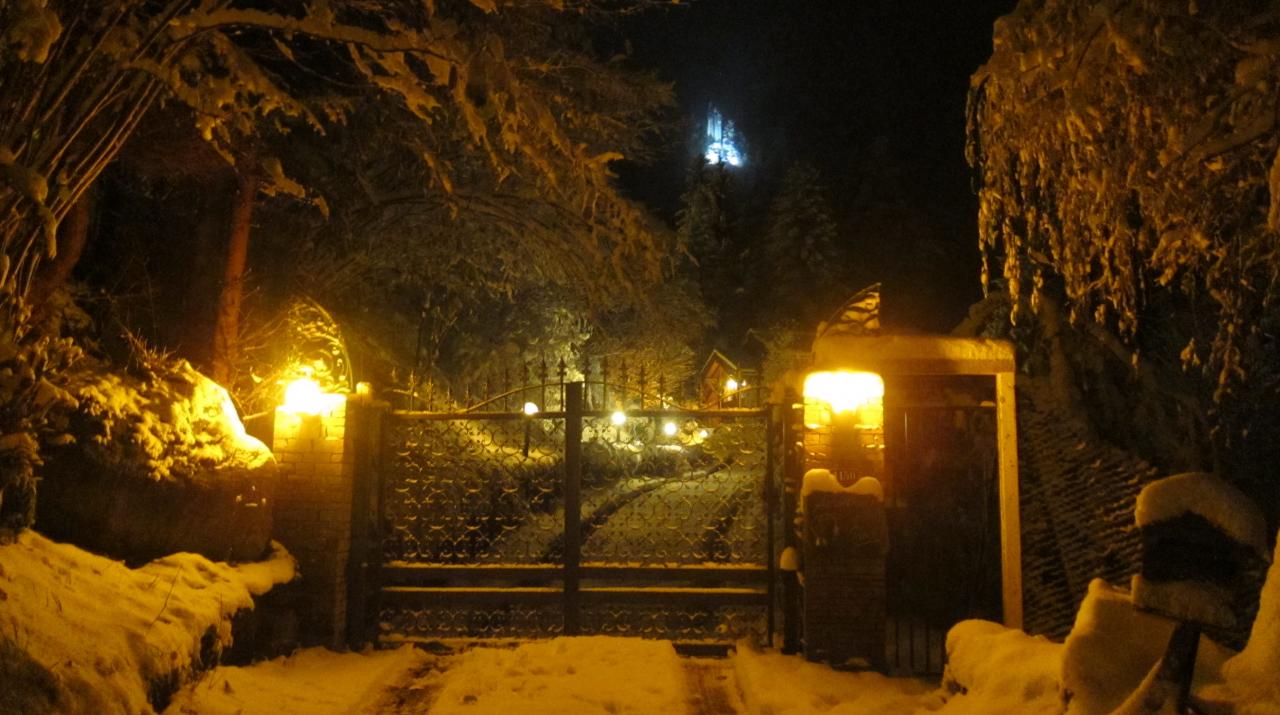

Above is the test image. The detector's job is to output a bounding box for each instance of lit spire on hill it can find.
[704,105,744,167]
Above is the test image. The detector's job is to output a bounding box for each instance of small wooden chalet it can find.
[697,349,759,408]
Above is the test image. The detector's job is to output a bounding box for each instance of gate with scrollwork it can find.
[352,378,781,645]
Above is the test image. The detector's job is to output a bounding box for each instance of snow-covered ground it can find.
[162,646,429,715]
[157,634,1045,714]
[0,530,295,714]
[167,637,935,715]
[7,535,1279,714]
[7,471,1277,714]
[164,530,1280,715]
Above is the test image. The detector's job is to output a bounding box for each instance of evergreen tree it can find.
[675,156,736,320]
[676,157,732,268]
[755,162,846,329]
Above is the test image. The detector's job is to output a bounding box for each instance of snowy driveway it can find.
[164,637,934,715]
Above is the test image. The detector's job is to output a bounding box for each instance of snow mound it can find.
[163,645,426,715]
[732,643,934,714]
[1135,473,1268,557]
[1061,579,1232,715]
[941,619,1063,714]
[40,358,277,563]
[426,637,686,714]
[1214,532,1280,712]
[0,531,295,714]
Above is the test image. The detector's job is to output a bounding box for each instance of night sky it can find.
[619,0,1017,333]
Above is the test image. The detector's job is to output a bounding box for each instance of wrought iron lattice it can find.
[581,603,767,643]
[382,413,769,567]
[577,415,768,566]
[379,603,564,640]
[382,416,566,564]
[372,387,777,644]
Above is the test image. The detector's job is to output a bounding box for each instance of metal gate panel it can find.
[381,414,565,565]
[369,384,778,645]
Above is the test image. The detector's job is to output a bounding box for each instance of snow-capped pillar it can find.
[271,395,355,648]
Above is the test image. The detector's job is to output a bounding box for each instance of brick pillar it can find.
[272,396,353,647]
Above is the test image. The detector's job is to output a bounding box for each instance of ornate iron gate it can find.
[360,380,780,645]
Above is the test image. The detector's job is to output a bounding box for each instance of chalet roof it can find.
[698,349,739,377]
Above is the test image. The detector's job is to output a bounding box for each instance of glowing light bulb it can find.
[725,378,739,392]
[282,377,339,415]
[803,371,884,414]
[663,421,678,437]
[611,410,627,426]
[523,401,540,416]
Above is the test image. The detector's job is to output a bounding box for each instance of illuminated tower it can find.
[704,105,744,167]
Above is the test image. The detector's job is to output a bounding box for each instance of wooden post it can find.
[995,371,1023,630]
[563,382,584,635]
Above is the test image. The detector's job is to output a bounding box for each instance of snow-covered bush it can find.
[969,0,1280,489]
[35,352,276,562]
[0,295,81,533]
[64,357,272,483]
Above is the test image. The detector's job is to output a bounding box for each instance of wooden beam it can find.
[996,371,1023,630]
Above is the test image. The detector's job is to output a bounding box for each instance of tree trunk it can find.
[211,171,257,386]
[30,190,93,310]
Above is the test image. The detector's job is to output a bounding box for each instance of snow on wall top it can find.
[800,468,883,502]
[810,334,1015,376]
[1134,473,1269,557]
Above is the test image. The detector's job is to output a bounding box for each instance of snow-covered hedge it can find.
[0,300,81,533]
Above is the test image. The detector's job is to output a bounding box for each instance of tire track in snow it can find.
[683,659,747,715]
